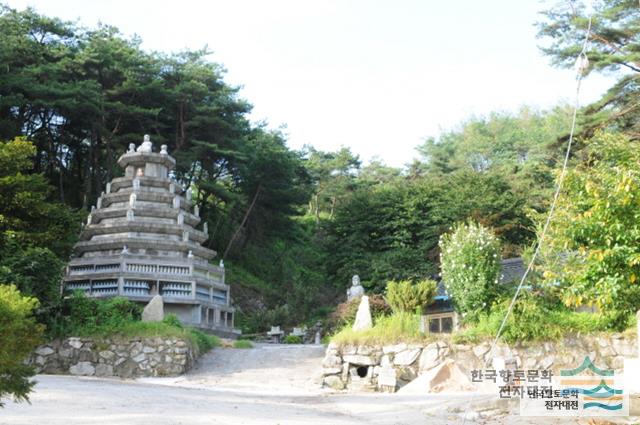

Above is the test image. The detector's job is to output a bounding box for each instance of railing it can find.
[92,279,119,295]
[161,281,191,298]
[196,285,210,302]
[123,280,150,296]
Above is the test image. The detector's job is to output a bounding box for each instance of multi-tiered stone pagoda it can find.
[63,135,237,336]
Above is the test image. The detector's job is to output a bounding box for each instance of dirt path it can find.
[0,344,597,425]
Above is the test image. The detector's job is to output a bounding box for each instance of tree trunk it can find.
[223,184,262,259]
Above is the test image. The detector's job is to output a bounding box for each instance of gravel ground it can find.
[0,344,633,425]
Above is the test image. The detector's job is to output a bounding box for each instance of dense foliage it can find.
[540,132,640,328]
[439,221,501,321]
[5,1,640,343]
[384,280,437,314]
[0,285,43,406]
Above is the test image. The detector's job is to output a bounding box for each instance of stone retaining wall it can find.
[29,336,199,378]
[322,333,637,391]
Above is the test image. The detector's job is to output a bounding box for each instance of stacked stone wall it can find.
[29,336,199,378]
[322,333,637,391]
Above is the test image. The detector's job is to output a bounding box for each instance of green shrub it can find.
[453,291,619,344]
[233,339,253,349]
[188,328,220,352]
[162,313,183,328]
[0,284,44,406]
[385,279,437,313]
[439,220,501,322]
[284,335,303,344]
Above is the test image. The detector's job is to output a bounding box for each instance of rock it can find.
[540,355,554,370]
[142,295,164,322]
[132,353,147,363]
[99,350,115,360]
[95,364,114,377]
[322,355,342,368]
[114,359,139,378]
[398,367,417,381]
[68,338,83,349]
[142,346,156,354]
[383,343,407,354]
[352,296,372,331]
[393,348,421,366]
[35,346,55,356]
[322,367,342,375]
[419,345,441,371]
[343,354,376,365]
[380,355,392,368]
[69,362,95,376]
[34,355,46,366]
[398,360,474,394]
[473,343,490,359]
[323,375,345,390]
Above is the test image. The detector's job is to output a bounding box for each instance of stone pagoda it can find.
[63,135,237,336]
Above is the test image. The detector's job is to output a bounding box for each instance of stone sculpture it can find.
[347,274,364,300]
[352,295,372,331]
[136,134,153,152]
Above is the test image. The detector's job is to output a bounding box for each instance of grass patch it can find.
[331,312,430,346]
[453,309,626,345]
[284,335,303,344]
[233,339,253,349]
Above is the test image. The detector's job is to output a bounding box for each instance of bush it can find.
[439,220,501,322]
[46,293,142,337]
[0,284,44,406]
[233,339,253,349]
[162,313,183,328]
[188,328,220,352]
[326,294,391,332]
[453,291,618,344]
[385,279,437,313]
[284,335,303,344]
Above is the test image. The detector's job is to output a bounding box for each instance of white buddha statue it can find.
[347,274,364,301]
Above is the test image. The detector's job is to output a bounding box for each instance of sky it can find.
[5,0,613,167]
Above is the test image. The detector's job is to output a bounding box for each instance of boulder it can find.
[419,344,441,371]
[35,346,55,356]
[323,375,345,390]
[142,295,164,322]
[343,354,376,365]
[69,362,95,376]
[393,348,421,366]
[398,360,474,394]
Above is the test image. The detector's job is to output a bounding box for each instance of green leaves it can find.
[439,220,501,321]
[0,284,44,406]
[541,132,640,329]
[385,279,437,314]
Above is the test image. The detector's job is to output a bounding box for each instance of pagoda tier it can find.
[63,136,238,336]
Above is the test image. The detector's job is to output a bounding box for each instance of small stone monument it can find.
[128,143,135,153]
[126,209,134,221]
[314,331,321,344]
[378,365,397,392]
[173,196,180,209]
[142,295,164,322]
[353,295,372,331]
[347,274,364,301]
[129,193,137,208]
[160,144,168,155]
[136,134,153,153]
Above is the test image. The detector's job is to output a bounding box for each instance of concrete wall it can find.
[29,336,199,378]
